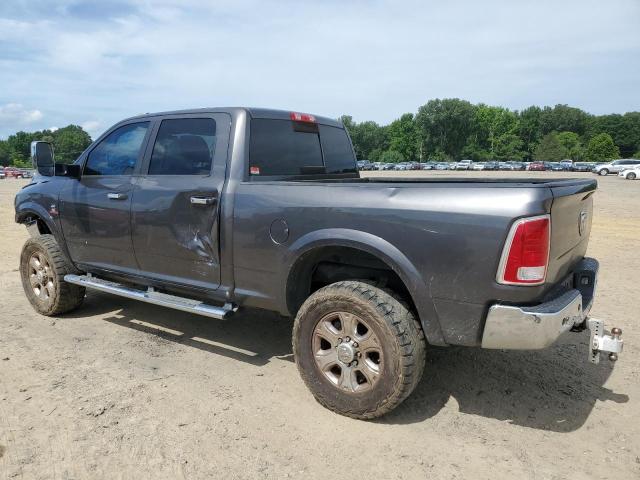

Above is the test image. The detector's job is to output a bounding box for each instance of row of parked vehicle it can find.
[0,167,34,179]
[357,158,640,175]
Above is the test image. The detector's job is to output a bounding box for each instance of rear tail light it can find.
[497,215,550,285]
[290,112,316,123]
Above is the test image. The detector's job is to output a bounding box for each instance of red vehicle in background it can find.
[3,167,25,178]
[528,161,547,171]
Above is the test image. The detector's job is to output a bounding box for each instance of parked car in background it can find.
[484,161,500,171]
[560,160,574,171]
[572,162,593,172]
[0,171,5,179]
[472,162,485,170]
[435,163,449,170]
[619,167,640,180]
[528,161,546,171]
[509,162,526,171]
[498,162,514,170]
[357,160,373,171]
[455,159,474,170]
[551,162,565,171]
[4,166,25,178]
[592,159,640,176]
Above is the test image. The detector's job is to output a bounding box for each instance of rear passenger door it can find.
[130,114,231,290]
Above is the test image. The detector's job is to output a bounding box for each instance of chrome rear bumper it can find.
[481,257,624,362]
[481,289,585,350]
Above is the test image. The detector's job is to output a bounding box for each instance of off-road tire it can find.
[598,169,609,176]
[20,234,85,316]
[293,280,426,419]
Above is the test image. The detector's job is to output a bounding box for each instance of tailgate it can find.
[546,179,597,284]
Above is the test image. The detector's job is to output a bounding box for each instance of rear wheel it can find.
[293,281,426,419]
[20,234,85,316]
[599,169,609,176]
[627,172,636,180]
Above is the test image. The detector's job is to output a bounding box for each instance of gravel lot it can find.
[0,172,638,479]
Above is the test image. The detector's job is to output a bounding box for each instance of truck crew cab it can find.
[16,108,623,419]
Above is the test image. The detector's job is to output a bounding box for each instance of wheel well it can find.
[286,246,415,316]
[21,214,52,235]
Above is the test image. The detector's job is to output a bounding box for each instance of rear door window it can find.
[148,118,216,175]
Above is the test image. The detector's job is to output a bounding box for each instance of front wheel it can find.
[20,234,85,316]
[599,169,609,176]
[627,172,636,180]
[293,281,426,419]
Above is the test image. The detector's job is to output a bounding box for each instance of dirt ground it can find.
[0,171,638,480]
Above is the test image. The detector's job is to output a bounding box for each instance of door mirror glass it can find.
[30,141,55,176]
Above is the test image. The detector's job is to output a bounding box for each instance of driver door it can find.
[59,121,152,272]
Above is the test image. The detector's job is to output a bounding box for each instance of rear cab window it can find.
[248,117,357,180]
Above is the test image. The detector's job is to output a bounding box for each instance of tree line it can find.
[340,99,640,163]
[0,125,92,167]
[2,100,639,168]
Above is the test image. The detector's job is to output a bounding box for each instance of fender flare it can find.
[15,202,73,262]
[283,228,446,346]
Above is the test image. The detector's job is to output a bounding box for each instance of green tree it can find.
[415,98,476,160]
[0,140,11,166]
[52,125,92,163]
[380,150,404,163]
[586,112,640,158]
[540,104,590,136]
[340,117,388,160]
[585,133,620,161]
[494,133,525,160]
[534,133,565,161]
[556,131,584,160]
[471,105,518,157]
[6,131,35,165]
[387,113,419,161]
[518,106,543,160]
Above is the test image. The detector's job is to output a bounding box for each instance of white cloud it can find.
[0,0,639,137]
[80,120,103,138]
[0,103,43,128]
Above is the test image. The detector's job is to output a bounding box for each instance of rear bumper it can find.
[481,257,598,350]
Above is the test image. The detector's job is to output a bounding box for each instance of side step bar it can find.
[64,274,237,320]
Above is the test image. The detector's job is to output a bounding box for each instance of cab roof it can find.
[122,107,344,128]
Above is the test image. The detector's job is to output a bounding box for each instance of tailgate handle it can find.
[190,195,216,206]
[107,192,128,200]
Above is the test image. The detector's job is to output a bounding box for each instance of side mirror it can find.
[30,141,54,176]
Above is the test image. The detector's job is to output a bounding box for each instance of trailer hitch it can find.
[587,318,623,364]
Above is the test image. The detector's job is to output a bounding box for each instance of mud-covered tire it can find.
[20,234,85,316]
[293,280,426,419]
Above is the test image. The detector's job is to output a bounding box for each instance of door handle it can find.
[190,196,216,206]
[107,192,128,200]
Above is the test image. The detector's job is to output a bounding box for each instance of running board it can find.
[64,274,237,319]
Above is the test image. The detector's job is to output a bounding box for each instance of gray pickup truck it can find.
[17,108,623,419]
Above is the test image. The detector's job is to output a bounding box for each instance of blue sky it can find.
[1,0,639,139]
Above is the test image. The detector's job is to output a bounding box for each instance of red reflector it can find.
[498,215,550,285]
[290,111,316,123]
